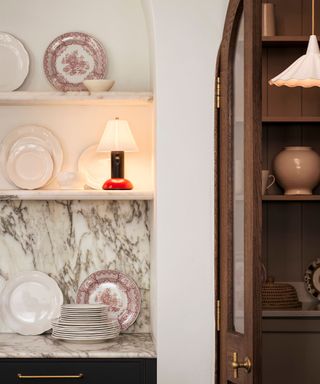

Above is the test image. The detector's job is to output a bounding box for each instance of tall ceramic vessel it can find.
[273,146,320,195]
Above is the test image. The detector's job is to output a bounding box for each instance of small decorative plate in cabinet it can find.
[76,270,141,331]
[44,32,107,91]
[0,32,29,91]
[305,259,320,299]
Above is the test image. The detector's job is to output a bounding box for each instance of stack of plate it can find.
[51,304,120,343]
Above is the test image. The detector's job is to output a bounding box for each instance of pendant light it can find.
[269,0,320,87]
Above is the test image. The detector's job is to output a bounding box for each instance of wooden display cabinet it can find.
[261,1,320,383]
[216,0,320,383]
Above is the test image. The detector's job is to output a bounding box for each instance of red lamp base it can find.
[102,178,133,190]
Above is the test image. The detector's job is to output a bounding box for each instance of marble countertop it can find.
[0,333,156,359]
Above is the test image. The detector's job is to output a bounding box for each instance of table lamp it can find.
[97,117,138,190]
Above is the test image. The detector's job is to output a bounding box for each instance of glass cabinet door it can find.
[217,0,262,383]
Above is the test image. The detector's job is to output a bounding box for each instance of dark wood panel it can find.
[262,35,320,46]
[302,0,320,35]
[302,87,320,116]
[271,0,302,35]
[0,359,156,384]
[302,203,320,274]
[266,203,302,281]
[266,47,302,116]
[263,116,320,122]
[263,331,320,384]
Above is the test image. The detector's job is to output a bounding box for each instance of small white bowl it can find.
[83,79,115,92]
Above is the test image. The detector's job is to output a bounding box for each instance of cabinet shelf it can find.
[0,189,154,201]
[262,116,320,123]
[263,195,320,201]
[0,92,153,106]
[262,35,317,46]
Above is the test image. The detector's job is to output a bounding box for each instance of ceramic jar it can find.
[273,146,320,195]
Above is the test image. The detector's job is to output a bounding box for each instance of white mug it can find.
[262,170,275,194]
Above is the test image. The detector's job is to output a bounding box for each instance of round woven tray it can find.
[262,278,301,309]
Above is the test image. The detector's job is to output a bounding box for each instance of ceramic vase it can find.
[273,146,320,195]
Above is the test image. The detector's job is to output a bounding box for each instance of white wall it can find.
[146,0,228,383]
[0,0,150,91]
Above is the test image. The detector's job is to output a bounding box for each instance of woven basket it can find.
[262,278,301,309]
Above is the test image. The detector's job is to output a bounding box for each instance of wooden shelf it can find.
[0,92,153,106]
[262,116,320,123]
[0,189,154,201]
[263,195,320,201]
[262,35,316,46]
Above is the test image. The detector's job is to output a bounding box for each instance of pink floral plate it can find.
[76,270,141,331]
[44,32,107,91]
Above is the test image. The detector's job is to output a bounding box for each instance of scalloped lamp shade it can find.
[269,35,320,88]
[97,119,138,153]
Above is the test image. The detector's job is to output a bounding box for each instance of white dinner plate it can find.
[0,271,63,335]
[51,335,112,344]
[61,304,107,310]
[0,125,63,186]
[52,320,115,327]
[6,144,53,189]
[0,32,29,91]
[78,144,110,190]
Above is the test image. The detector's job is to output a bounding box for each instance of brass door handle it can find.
[232,352,252,379]
[17,373,84,380]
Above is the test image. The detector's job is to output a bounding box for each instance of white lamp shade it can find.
[97,118,139,152]
[269,35,320,87]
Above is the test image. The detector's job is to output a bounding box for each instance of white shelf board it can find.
[0,92,153,106]
[0,189,153,201]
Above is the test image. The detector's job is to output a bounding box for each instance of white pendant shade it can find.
[269,35,320,87]
[97,118,138,152]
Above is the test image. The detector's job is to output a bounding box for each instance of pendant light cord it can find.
[312,0,315,35]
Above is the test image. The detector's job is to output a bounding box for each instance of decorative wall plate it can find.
[6,143,53,189]
[0,32,29,91]
[0,125,63,186]
[76,270,141,331]
[305,259,320,299]
[78,144,110,189]
[0,271,63,335]
[44,32,107,91]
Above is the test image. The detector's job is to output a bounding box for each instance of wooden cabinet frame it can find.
[215,0,262,383]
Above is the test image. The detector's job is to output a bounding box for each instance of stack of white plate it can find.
[51,304,120,343]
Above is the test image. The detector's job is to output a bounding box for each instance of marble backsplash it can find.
[0,200,150,333]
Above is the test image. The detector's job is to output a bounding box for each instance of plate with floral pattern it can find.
[305,259,320,299]
[76,270,141,331]
[44,32,107,91]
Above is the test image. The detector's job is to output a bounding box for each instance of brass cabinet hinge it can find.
[216,299,221,331]
[216,76,221,109]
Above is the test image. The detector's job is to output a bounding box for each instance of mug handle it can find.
[266,175,275,190]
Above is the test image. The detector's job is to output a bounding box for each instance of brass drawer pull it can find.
[17,373,84,380]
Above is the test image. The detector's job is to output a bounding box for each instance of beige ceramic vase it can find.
[273,146,320,195]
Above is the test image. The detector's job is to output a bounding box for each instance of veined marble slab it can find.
[0,333,156,358]
[0,200,150,333]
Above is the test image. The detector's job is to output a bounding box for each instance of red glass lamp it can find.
[97,118,138,190]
